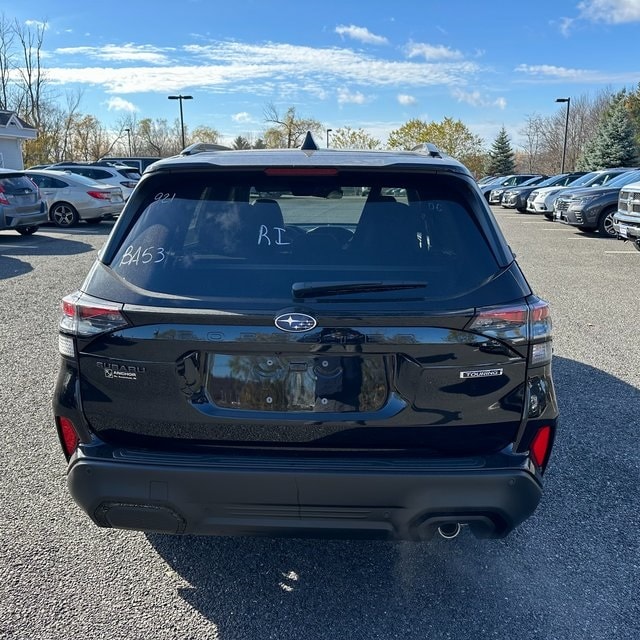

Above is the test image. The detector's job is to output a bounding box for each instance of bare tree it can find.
[263,103,324,148]
[518,114,545,172]
[13,18,47,129]
[136,118,182,156]
[0,14,15,110]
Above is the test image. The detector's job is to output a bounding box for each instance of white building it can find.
[0,110,38,170]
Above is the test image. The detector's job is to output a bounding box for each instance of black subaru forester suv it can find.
[53,136,557,541]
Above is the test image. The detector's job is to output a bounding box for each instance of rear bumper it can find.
[67,447,543,540]
[1,202,48,229]
[77,203,123,220]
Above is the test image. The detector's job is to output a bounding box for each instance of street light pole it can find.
[326,128,332,148]
[168,94,193,149]
[124,128,132,156]
[556,97,570,173]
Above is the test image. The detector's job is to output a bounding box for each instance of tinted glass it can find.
[116,168,141,180]
[604,170,640,187]
[0,175,37,193]
[110,171,500,302]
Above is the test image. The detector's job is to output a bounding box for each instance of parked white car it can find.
[26,169,124,227]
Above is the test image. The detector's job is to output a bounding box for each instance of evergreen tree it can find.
[232,136,251,150]
[577,96,639,170]
[487,127,516,175]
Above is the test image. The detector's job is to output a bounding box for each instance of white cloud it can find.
[39,40,482,97]
[56,44,171,65]
[578,0,640,23]
[515,63,640,85]
[514,64,593,79]
[232,111,252,123]
[25,20,48,30]
[557,17,575,37]
[337,88,368,105]
[106,97,138,112]
[405,42,463,61]
[397,94,417,105]
[452,88,507,109]
[335,25,388,45]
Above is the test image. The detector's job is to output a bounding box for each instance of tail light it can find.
[87,190,112,200]
[120,181,138,188]
[0,186,9,205]
[530,425,553,468]
[57,416,80,459]
[60,291,129,339]
[467,298,552,365]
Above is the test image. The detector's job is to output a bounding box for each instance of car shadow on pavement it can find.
[0,254,32,279]
[42,220,116,236]
[0,233,96,280]
[146,355,640,640]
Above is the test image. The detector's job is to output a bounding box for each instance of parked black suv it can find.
[53,136,558,541]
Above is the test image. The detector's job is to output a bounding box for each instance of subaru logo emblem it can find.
[274,313,317,333]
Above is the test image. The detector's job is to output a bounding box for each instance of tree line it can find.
[1,16,639,176]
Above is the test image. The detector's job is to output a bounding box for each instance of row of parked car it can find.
[481,167,640,237]
[0,159,155,235]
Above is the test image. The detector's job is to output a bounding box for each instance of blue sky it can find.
[8,0,640,147]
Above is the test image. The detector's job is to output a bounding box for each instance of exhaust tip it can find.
[437,522,462,539]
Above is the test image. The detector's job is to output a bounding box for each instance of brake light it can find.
[529,299,552,340]
[530,425,552,468]
[60,292,129,337]
[467,303,529,345]
[0,186,9,205]
[57,417,79,459]
[264,168,338,176]
[467,299,552,365]
[87,190,111,200]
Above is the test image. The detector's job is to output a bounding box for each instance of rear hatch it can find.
[67,165,538,455]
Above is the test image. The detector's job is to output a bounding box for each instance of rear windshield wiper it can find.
[292,281,428,299]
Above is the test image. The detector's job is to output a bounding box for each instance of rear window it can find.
[0,174,37,194]
[115,168,141,181]
[109,170,500,302]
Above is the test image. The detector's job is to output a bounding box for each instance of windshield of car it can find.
[535,174,570,188]
[518,176,547,187]
[567,172,605,187]
[583,170,630,187]
[603,170,640,188]
[109,170,500,302]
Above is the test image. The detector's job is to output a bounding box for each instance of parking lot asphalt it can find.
[1,209,639,640]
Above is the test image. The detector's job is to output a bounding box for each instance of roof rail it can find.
[411,143,443,158]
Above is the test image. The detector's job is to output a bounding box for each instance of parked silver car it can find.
[26,169,124,227]
[46,163,140,200]
[0,168,48,235]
